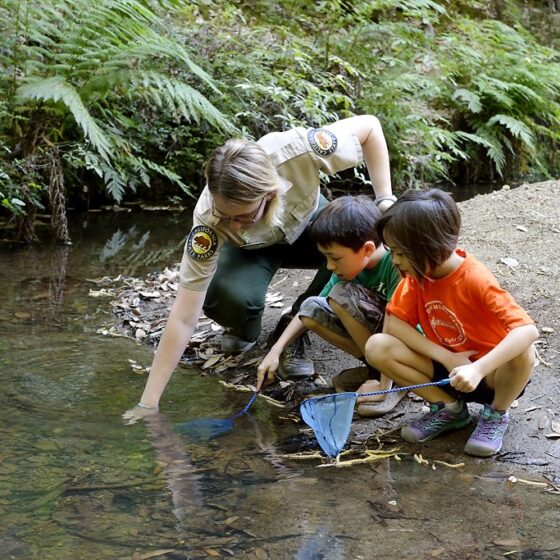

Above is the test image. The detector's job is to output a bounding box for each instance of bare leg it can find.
[484,344,535,410]
[366,333,456,404]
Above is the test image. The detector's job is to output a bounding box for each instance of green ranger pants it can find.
[203,198,330,342]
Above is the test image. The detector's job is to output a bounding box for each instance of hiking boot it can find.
[464,405,510,457]
[220,329,256,353]
[332,365,380,393]
[277,333,314,379]
[401,401,471,443]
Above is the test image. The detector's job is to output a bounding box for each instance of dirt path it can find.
[105,180,560,480]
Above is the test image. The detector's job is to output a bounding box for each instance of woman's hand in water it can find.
[123,404,159,425]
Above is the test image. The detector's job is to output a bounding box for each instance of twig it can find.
[534,346,552,367]
[278,452,324,460]
[507,475,549,488]
[217,381,285,407]
[432,460,465,469]
[319,448,403,468]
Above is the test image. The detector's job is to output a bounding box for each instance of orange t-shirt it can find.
[386,250,534,360]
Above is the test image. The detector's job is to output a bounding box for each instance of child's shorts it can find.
[431,360,527,405]
[298,282,386,338]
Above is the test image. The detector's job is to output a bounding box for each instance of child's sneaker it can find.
[401,401,471,443]
[464,405,510,457]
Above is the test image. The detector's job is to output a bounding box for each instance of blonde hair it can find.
[205,139,284,227]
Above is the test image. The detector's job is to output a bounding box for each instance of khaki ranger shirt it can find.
[179,126,363,291]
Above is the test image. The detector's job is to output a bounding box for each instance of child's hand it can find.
[449,363,484,393]
[442,349,477,373]
[256,351,280,391]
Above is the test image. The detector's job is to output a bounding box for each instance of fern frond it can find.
[103,166,126,202]
[452,88,482,113]
[472,126,506,175]
[131,72,234,132]
[487,114,534,148]
[127,155,195,198]
[16,77,113,161]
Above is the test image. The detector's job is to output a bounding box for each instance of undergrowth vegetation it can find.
[0,0,559,241]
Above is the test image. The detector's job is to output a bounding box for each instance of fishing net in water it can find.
[300,379,451,458]
[175,392,258,441]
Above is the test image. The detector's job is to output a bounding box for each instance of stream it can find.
[0,209,559,560]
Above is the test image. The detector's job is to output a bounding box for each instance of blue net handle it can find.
[230,392,258,420]
[357,378,451,398]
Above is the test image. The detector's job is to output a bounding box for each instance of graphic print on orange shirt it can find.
[426,300,467,347]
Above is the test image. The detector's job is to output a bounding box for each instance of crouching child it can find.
[365,189,538,456]
[257,195,404,417]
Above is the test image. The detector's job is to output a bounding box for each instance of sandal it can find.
[356,389,407,418]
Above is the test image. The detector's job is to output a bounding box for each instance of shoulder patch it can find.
[186,225,218,261]
[307,128,338,156]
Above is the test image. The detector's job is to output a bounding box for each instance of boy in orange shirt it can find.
[365,189,538,457]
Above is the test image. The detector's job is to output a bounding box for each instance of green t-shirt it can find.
[319,251,400,301]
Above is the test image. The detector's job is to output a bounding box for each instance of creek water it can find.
[1,209,559,560]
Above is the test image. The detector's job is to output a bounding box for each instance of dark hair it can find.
[310,195,382,252]
[375,189,461,278]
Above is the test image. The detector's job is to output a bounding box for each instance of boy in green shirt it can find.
[257,195,403,416]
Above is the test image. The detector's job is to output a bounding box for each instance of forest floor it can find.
[102,180,560,484]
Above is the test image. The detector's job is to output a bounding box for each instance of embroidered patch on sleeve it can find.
[186,225,218,261]
[308,128,338,156]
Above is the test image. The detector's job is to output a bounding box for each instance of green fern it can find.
[1,0,234,238]
[17,77,113,161]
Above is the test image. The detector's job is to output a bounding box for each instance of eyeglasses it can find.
[211,196,268,225]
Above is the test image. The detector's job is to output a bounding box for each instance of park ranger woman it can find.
[124,115,395,418]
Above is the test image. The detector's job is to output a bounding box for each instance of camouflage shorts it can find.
[298,281,387,337]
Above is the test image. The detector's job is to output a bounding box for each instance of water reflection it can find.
[1,211,559,560]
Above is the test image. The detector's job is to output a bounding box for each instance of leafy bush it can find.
[0,0,233,240]
[1,0,559,242]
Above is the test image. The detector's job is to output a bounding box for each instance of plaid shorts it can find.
[298,281,387,338]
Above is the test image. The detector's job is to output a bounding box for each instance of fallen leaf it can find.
[223,515,239,525]
[139,291,161,298]
[515,225,528,232]
[14,311,31,319]
[89,288,114,297]
[202,354,224,369]
[254,547,268,559]
[500,257,519,268]
[522,405,541,413]
[202,548,221,558]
